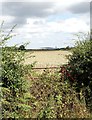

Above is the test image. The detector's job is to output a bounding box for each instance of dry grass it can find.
[24,50,72,67]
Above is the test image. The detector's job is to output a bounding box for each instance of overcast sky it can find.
[0,0,91,49]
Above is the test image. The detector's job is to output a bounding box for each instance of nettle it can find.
[0,22,32,118]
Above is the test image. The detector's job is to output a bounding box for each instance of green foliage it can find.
[0,23,32,118]
[0,22,91,118]
[67,34,92,111]
[29,69,90,118]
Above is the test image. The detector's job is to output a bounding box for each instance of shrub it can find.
[0,22,32,118]
[29,69,91,118]
[67,33,92,111]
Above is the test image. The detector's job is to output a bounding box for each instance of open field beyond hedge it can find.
[24,50,72,67]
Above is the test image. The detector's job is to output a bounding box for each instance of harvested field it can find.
[24,50,72,67]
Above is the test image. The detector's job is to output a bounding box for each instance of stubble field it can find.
[24,50,72,67]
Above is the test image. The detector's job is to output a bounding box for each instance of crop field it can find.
[24,50,72,67]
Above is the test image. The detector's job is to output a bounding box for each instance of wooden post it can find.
[60,66,65,82]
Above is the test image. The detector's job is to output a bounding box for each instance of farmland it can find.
[1,25,92,118]
[24,50,72,67]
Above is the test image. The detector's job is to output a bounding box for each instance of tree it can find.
[18,45,26,51]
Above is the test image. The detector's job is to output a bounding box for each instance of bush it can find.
[29,69,90,118]
[67,34,92,111]
[0,23,32,118]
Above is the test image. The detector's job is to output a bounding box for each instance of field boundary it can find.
[31,65,75,82]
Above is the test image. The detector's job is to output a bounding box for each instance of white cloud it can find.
[1,0,90,48]
[0,15,14,26]
[2,15,14,22]
[18,16,89,34]
[59,18,89,33]
[12,16,89,48]
[77,13,90,25]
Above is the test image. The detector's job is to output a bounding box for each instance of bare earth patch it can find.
[24,50,72,67]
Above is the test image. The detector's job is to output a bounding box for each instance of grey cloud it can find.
[90,2,92,19]
[33,20,45,25]
[68,2,90,14]
[2,2,54,17]
[2,2,55,27]
[90,2,92,29]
